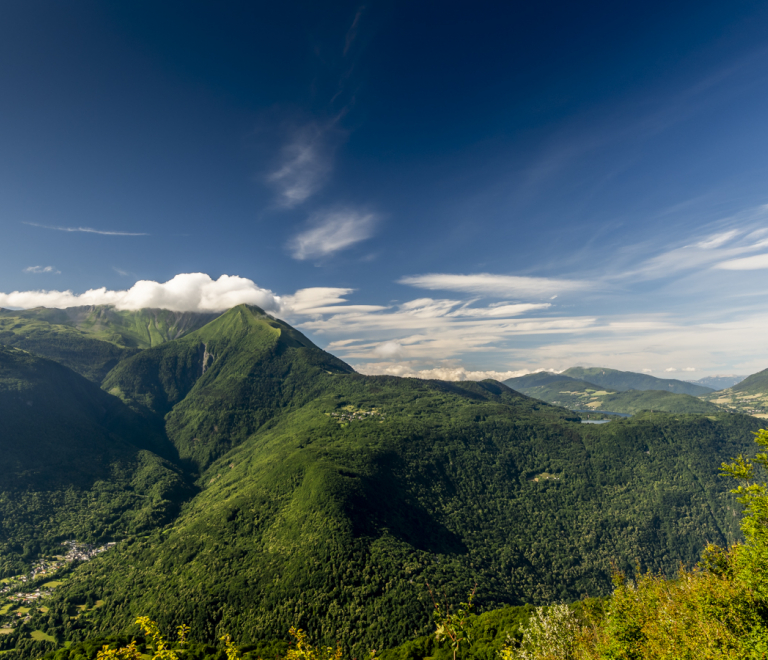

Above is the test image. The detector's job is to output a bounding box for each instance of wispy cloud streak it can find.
[399,273,592,298]
[23,265,60,274]
[24,222,148,236]
[288,209,376,259]
[267,120,346,207]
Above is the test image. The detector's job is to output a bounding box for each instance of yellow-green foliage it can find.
[97,619,374,660]
[721,428,768,600]
[285,626,344,660]
[591,551,768,659]
[97,617,192,660]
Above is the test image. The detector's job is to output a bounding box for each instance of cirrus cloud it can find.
[288,209,377,260]
[24,222,148,236]
[398,273,593,298]
[267,120,346,207]
[715,253,768,270]
[23,265,60,274]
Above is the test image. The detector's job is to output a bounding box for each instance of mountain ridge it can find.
[561,367,714,396]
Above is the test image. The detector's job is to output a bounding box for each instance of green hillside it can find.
[596,390,721,415]
[0,314,137,382]
[730,366,768,394]
[0,306,220,383]
[103,304,354,471]
[0,346,192,577]
[8,305,752,658]
[504,372,720,415]
[1,306,221,349]
[502,372,581,389]
[562,367,713,396]
[702,366,768,418]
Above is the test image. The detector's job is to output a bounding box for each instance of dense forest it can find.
[0,304,764,659]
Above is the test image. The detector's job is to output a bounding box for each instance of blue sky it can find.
[3,0,768,379]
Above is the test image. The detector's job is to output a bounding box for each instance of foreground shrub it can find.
[498,604,579,660]
[593,551,768,659]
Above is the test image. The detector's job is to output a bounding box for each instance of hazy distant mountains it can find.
[0,303,767,657]
[502,371,721,416]
[688,374,747,390]
[502,370,722,415]
[560,367,714,396]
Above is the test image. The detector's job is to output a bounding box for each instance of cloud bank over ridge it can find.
[0,273,281,313]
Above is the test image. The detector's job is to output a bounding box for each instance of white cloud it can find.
[23,266,60,274]
[451,302,551,317]
[373,341,404,358]
[642,368,653,373]
[0,273,280,313]
[24,222,148,236]
[695,230,741,249]
[714,253,768,270]
[665,367,677,372]
[281,287,388,316]
[288,210,376,260]
[354,362,535,382]
[398,273,592,298]
[622,210,768,280]
[267,121,344,207]
[682,367,696,372]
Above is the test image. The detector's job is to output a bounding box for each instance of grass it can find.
[30,630,55,642]
[42,581,63,589]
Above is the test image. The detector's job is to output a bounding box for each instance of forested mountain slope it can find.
[0,306,220,349]
[562,367,713,396]
[103,304,354,471]
[0,314,137,382]
[0,306,220,382]
[0,346,192,577]
[21,306,757,656]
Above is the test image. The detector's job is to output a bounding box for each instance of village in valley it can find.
[0,541,116,637]
[327,405,385,425]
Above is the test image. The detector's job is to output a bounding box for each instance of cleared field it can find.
[30,630,55,642]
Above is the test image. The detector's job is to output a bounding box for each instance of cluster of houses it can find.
[60,540,117,563]
[0,540,118,633]
[328,408,384,423]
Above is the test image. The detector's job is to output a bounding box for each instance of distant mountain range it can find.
[686,374,746,390]
[502,371,720,416]
[0,304,765,657]
[559,367,714,396]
